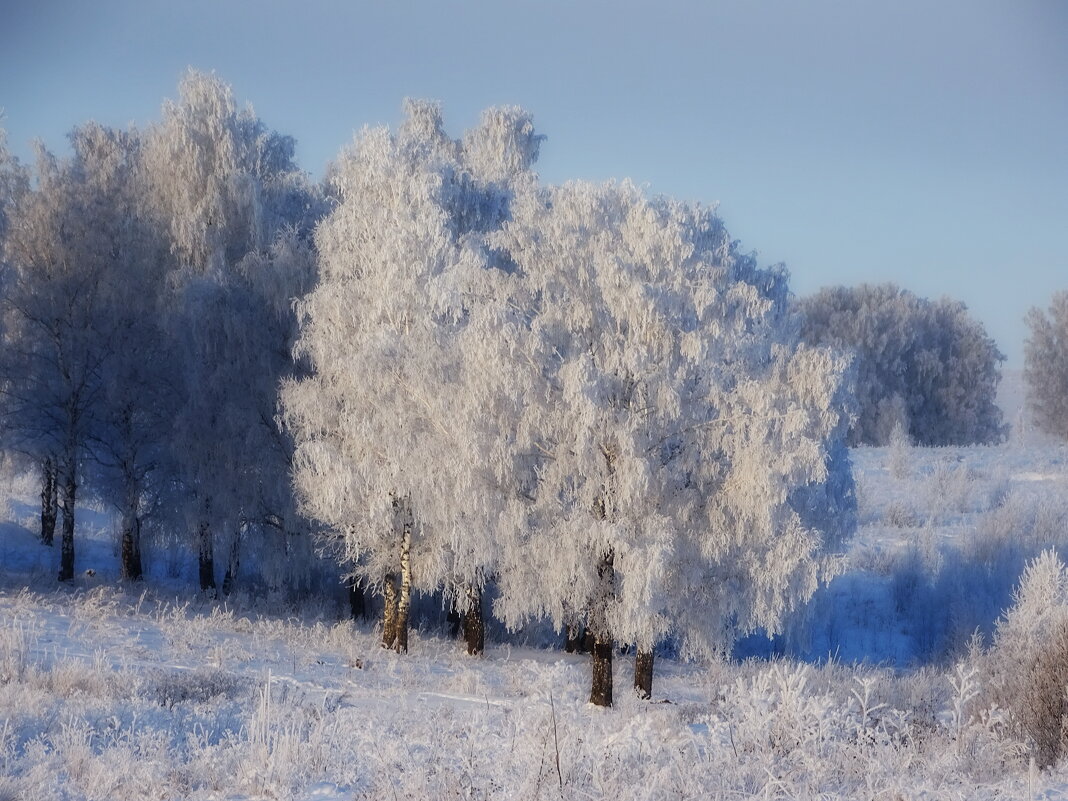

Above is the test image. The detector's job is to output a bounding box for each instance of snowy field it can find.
[3,438,1068,799]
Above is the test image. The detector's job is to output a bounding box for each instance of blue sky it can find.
[2,0,1065,365]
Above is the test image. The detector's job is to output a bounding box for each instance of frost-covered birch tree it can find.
[427,105,544,654]
[1,122,183,579]
[0,127,33,519]
[667,342,855,660]
[489,182,855,705]
[1024,291,1068,442]
[0,127,28,348]
[142,70,321,592]
[0,132,128,581]
[66,123,179,582]
[283,101,541,654]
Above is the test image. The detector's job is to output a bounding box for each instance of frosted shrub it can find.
[721,664,835,762]
[929,458,980,515]
[937,496,1068,651]
[884,501,919,528]
[1032,498,1068,546]
[12,717,175,801]
[985,468,1011,511]
[986,549,1068,767]
[969,494,1033,570]
[71,584,123,627]
[158,602,244,655]
[44,652,120,700]
[888,420,912,478]
[0,618,30,685]
[150,667,252,709]
[1019,623,1068,768]
[707,663,923,798]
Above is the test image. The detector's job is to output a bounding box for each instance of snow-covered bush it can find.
[968,493,1068,572]
[0,617,31,685]
[884,501,920,528]
[150,667,251,709]
[703,658,1026,797]
[888,420,912,479]
[928,459,984,515]
[798,283,1006,446]
[985,549,1068,767]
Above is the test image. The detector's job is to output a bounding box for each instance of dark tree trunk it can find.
[395,516,412,654]
[198,520,216,593]
[57,466,76,582]
[464,585,485,656]
[120,508,143,581]
[591,637,614,707]
[634,649,654,700]
[222,534,240,596]
[40,457,57,547]
[565,622,587,653]
[348,576,367,620]
[588,550,615,707]
[382,572,398,648]
[119,477,143,580]
[447,603,462,638]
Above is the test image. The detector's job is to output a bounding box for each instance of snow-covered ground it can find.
[3,439,1068,799]
[738,439,1068,667]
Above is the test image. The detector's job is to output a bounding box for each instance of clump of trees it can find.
[797,283,1006,447]
[1024,292,1068,441]
[281,102,857,704]
[0,71,324,590]
[2,71,858,706]
[140,71,323,593]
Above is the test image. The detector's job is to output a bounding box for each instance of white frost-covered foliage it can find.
[798,283,1006,446]
[282,101,541,605]
[985,549,1068,766]
[0,127,30,438]
[143,71,322,589]
[0,127,151,579]
[489,180,855,658]
[142,70,316,279]
[0,127,28,282]
[65,123,178,581]
[0,139,112,464]
[1024,291,1068,441]
[673,343,856,653]
[286,102,854,674]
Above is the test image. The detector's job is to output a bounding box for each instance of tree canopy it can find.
[798,283,1005,446]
